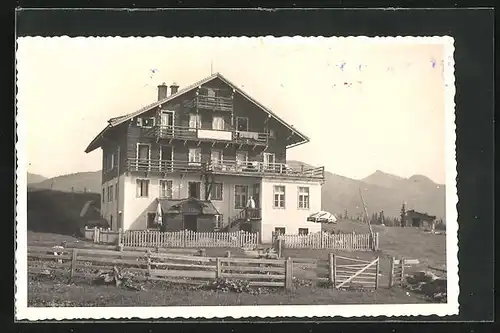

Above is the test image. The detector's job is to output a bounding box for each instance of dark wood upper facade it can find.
[93,75,324,184]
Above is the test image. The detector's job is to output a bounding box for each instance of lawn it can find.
[322,219,446,271]
[27,273,428,307]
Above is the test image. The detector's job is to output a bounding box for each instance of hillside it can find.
[30,171,101,194]
[27,189,106,236]
[27,172,47,184]
[288,160,446,220]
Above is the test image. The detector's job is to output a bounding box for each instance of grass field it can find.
[28,273,429,307]
[25,222,446,307]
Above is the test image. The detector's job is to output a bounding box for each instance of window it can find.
[188,148,201,165]
[211,149,223,165]
[136,117,143,127]
[298,187,310,209]
[136,179,149,198]
[188,182,201,199]
[109,185,114,202]
[214,214,223,229]
[142,117,155,128]
[207,182,223,201]
[236,151,248,166]
[298,228,309,235]
[275,227,286,235]
[207,88,216,98]
[273,185,286,208]
[263,152,275,169]
[236,117,248,131]
[234,185,248,209]
[212,116,225,130]
[102,188,105,203]
[147,212,157,229]
[104,152,115,172]
[189,113,201,130]
[159,180,173,199]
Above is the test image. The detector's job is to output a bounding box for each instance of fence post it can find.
[93,227,97,243]
[400,258,405,285]
[285,257,293,290]
[277,239,283,258]
[328,253,334,286]
[333,254,337,288]
[375,257,380,289]
[216,258,222,279]
[70,248,78,281]
[118,228,122,246]
[389,257,395,288]
[146,249,151,279]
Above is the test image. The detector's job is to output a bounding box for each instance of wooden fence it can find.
[388,257,420,288]
[84,227,120,244]
[27,245,291,289]
[274,232,379,251]
[121,230,260,248]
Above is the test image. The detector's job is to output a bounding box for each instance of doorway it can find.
[188,182,201,199]
[160,111,175,137]
[252,183,260,208]
[184,215,198,232]
[160,145,173,171]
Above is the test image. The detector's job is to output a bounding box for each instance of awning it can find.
[158,198,220,215]
[307,211,337,223]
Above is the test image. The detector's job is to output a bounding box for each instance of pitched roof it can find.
[406,210,436,220]
[85,72,309,153]
[158,197,220,215]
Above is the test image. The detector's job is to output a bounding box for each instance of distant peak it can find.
[408,174,434,184]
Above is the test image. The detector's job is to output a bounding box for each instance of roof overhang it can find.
[84,125,111,153]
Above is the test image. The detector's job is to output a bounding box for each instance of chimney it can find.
[170,82,180,95]
[157,82,168,101]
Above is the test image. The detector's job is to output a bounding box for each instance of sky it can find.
[17,37,451,184]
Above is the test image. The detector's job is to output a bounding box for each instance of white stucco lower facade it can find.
[108,171,323,239]
[120,173,262,231]
[259,177,322,243]
[100,175,125,231]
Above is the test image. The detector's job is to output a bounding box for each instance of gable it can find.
[85,72,309,153]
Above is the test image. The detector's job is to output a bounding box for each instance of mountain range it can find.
[27,162,446,220]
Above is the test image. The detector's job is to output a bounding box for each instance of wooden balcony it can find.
[126,158,204,173]
[142,125,270,146]
[184,96,233,112]
[206,160,325,180]
[233,130,269,146]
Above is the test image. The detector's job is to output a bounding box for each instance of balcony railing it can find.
[233,131,269,144]
[206,160,325,180]
[184,96,233,112]
[127,158,204,173]
[143,125,270,146]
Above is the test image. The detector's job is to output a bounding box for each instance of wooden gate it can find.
[333,255,380,289]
